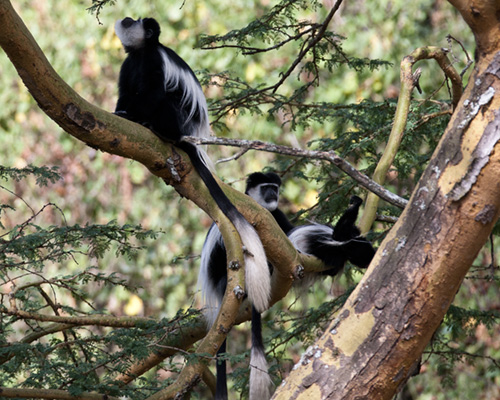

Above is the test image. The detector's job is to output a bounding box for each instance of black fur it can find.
[115,22,272,398]
[288,195,376,278]
[115,18,205,141]
[115,17,269,314]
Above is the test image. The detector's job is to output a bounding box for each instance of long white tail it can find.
[232,217,270,312]
[249,346,273,400]
[249,307,273,400]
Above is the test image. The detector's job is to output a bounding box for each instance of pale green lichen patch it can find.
[329,304,376,357]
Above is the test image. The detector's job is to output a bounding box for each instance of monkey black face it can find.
[248,183,280,211]
[245,172,282,211]
[115,17,160,51]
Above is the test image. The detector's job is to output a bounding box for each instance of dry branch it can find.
[183,136,408,209]
[0,387,120,400]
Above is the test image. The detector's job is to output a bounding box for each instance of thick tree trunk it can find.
[273,1,500,399]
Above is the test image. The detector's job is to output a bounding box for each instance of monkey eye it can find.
[145,29,154,38]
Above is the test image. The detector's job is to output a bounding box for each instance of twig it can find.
[216,148,249,164]
[447,34,474,77]
[489,234,496,279]
[206,0,344,119]
[269,0,343,94]
[0,183,35,215]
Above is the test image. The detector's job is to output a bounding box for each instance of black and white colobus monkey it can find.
[114,18,269,313]
[199,172,289,400]
[199,172,294,325]
[199,172,376,399]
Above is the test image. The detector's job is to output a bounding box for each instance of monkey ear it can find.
[145,29,154,39]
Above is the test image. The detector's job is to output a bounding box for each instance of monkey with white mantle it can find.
[113,17,270,315]
[199,172,376,399]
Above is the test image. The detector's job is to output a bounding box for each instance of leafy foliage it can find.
[200,0,392,129]
[0,166,172,397]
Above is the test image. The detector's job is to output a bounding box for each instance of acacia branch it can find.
[269,0,343,94]
[113,250,324,389]
[145,219,249,400]
[5,304,155,327]
[0,323,75,365]
[207,0,344,117]
[359,46,463,233]
[183,136,408,209]
[0,0,297,313]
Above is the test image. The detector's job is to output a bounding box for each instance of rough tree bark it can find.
[273,1,500,399]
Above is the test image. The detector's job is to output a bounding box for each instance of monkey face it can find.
[246,183,279,211]
[115,17,161,51]
[115,18,145,50]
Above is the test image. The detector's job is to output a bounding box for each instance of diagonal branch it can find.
[0,2,297,396]
[183,135,408,209]
[269,0,343,94]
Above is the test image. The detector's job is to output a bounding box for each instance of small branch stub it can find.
[294,264,305,280]
[228,260,241,270]
[233,285,245,299]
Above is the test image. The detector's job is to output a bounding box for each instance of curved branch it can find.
[0,0,298,291]
[0,323,75,365]
[0,4,300,397]
[147,218,248,400]
[359,46,463,233]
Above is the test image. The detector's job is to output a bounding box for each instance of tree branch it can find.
[0,4,299,389]
[5,306,154,327]
[0,0,296,312]
[183,136,408,209]
[145,219,249,400]
[359,46,463,233]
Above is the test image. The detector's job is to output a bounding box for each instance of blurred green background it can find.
[1,0,499,399]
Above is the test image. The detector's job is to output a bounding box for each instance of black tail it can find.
[215,339,228,400]
[332,195,363,241]
[178,142,270,313]
[178,142,249,223]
